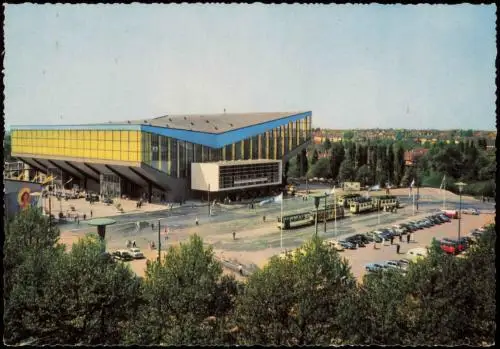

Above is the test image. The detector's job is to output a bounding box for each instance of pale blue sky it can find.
[4,4,497,130]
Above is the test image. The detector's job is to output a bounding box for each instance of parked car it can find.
[103,197,114,205]
[418,220,432,228]
[345,235,367,247]
[462,208,480,215]
[438,214,451,222]
[129,248,145,259]
[86,193,99,202]
[382,260,402,269]
[406,247,428,261]
[392,224,408,235]
[325,239,345,252]
[441,238,466,252]
[429,216,443,224]
[398,259,411,269]
[365,263,386,272]
[423,219,435,227]
[113,250,134,261]
[364,231,382,243]
[339,240,357,250]
[440,241,459,255]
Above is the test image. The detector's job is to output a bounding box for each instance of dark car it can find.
[429,216,442,224]
[86,193,99,202]
[438,214,451,222]
[102,197,114,205]
[352,234,371,244]
[346,236,366,247]
[339,240,357,250]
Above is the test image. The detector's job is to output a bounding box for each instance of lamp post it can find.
[324,194,328,233]
[456,182,467,242]
[311,193,327,238]
[207,183,211,217]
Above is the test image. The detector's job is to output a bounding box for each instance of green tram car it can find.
[349,195,400,214]
[277,204,345,230]
[337,193,362,208]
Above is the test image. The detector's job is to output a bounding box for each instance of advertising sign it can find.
[343,182,361,192]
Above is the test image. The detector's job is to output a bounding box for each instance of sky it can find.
[4,4,497,130]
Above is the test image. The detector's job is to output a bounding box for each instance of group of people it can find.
[374,233,413,254]
[126,240,137,248]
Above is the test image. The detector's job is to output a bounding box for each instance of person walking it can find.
[399,234,403,243]
[90,210,93,218]
[396,243,401,254]
[382,237,385,246]
[263,215,266,222]
[195,217,199,226]
[407,234,411,244]
[132,240,136,248]
[238,264,243,276]
[83,213,87,220]
[233,231,236,240]
[151,223,154,231]
[390,236,394,245]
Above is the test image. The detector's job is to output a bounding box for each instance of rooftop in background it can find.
[108,111,307,134]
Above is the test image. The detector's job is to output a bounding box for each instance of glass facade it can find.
[11,114,312,179]
[11,129,142,162]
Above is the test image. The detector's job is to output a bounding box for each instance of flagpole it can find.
[334,188,337,236]
[280,193,283,251]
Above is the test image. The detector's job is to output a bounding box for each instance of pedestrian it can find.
[151,223,154,231]
[382,237,385,246]
[77,218,80,225]
[238,264,243,276]
[407,234,410,244]
[90,210,93,218]
[132,240,136,248]
[233,231,236,240]
[399,234,403,242]
[263,215,266,222]
[74,215,77,222]
[196,217,199,226]
[390,236,394,245]
[396,243,401,254]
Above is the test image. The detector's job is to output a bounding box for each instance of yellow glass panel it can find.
[121,130,129,141]
[97,141,104,150]
[98,131,104,140]
[103,131,111,141]
[89,130,96,140]
[112,151,120,160]
[121,141,129,152]
[112,141,120,151]
[83,130,90,139]
[82,149,90,158]
[121,152,129,161]
[113,130,120,141]
[90,140,97,150]
[130,131,138,142]
[129,152,137,162]
[104,150,112,159]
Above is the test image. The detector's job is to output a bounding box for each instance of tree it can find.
[235,236,356,345]
[329,142,345,181]
[300,149,309,176]
[309,158,331,178]
[5,231,144,345]
[338,159,355,182]
[385,144,394,185]
[311,149,319,166]
[393,145,405,186]
[355,165,373,186]
[128,235,240,345]
[323,138,332,151]
[343,131,354,140]
[4,131,13,161]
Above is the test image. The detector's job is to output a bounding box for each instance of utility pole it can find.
[157,219,161,262]
[208,183,211,217]
[323,195,327,233]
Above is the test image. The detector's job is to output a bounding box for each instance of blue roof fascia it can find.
[215,111,311,148]
[11,124,142,131]
[141,111,311,148]
[141,125,218,148]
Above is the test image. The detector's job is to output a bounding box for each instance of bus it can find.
[277,212,312,229]
[337,193,362,208]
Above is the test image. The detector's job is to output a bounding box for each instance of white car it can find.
[325,239,345,252]
[128,248,145,259]
[462,208,480,215]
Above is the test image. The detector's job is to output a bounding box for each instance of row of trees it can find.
[287,138,495,196]
[5,207,496,345]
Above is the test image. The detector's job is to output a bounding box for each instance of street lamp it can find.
[455,182,467,242]
[310,193,327,237]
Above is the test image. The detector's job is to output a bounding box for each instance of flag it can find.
[409,179,415,197]
[259,193,283,206]
[439,175,446,190]
[273,193,283,204]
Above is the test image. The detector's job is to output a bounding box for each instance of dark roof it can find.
[112,111,307,134]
